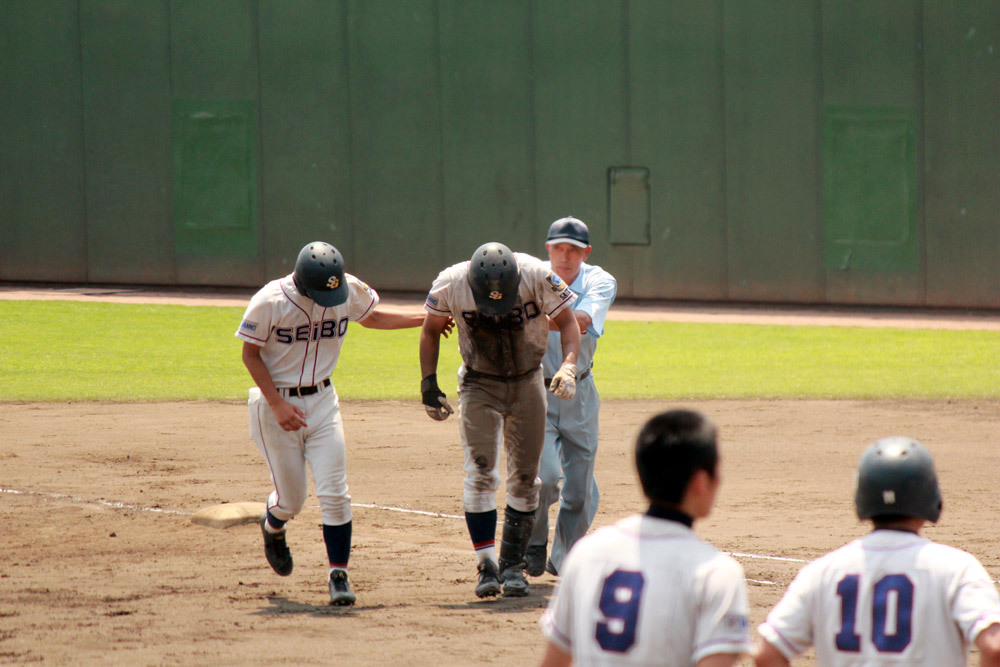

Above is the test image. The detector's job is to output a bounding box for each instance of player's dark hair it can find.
[635,410,718,505]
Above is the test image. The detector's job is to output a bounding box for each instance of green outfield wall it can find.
[1,1,997,308]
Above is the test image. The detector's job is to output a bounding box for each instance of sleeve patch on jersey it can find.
[240,320,258,333]
[426,294,439,306]
[546,273,565,291]
[361,281,373,294]
[723,614,749,632]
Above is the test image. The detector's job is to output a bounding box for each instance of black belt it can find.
[280,378,331,397]
[464,367,540,383]
[544,368,591,389]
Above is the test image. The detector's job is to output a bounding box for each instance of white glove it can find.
[548,361,577,400]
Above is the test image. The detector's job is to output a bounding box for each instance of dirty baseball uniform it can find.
[424,252,574,513]
[236,273,377,526]
[759,529,1000,667]
[541,513,752,665]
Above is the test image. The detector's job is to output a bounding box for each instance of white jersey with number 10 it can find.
[758,530,1000,667]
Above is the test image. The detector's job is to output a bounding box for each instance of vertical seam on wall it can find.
[343,0,356,262]
[719,0,730,299]
[816,0,826,300]
[623,0,632,164]
[76,0,91,281]
[166,0,177,281]
[435,0,447,263]
[915,0,927,305]
[527,2,538,244]
[254,0,266,277]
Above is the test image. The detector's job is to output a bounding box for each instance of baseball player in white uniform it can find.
[526,217,617,578]
[755,436,1000,667]
[236,242,427,606]
[539,410,752,667]
[419,241,581,599]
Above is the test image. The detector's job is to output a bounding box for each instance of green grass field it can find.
[0,300,996,401]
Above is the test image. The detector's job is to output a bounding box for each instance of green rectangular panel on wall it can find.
[628,0,726,299]
[81,0,174,284]
[608,167,650,245]
[723,0,822,302]
[172,100,257,255]
[258,0,352,280]
[0,0,87,281]
[823,107,917,273]
[923,2,1000,308]
[347,0,442,288]
[439,0,533,262]
[532,0,628,281]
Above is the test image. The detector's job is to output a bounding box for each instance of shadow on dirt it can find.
[257,596,386,617]
[436,581,555,614]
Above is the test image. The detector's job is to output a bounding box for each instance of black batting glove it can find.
[421,373,454,421]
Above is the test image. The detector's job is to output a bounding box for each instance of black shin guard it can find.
[498,505,535,572]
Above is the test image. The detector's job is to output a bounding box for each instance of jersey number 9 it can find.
[595,570,645,653]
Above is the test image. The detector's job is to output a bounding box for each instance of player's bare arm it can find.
[977,623,1000,667]
[538,642,571,667]
[241,341,307,431]
[697,653,743,667]
[418,313,455,420]
[547,309,592,333]
[753,637,791,666]
[361,308,455,336]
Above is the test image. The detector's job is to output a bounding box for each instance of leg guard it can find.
[498,505,535,573]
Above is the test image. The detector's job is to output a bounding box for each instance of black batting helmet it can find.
[293,242,348,307]
[546,216,590,248]
[855,436,942,523]
[468,242,520,317]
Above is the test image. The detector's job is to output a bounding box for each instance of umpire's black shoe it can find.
[524,544,547,577]
[259,514,293,576]
[475,559,502,598]
[500,565,530,597]
[328,569,356,606]
[544,558,559,577]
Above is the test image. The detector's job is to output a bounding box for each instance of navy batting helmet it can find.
[468,242,520,317]
[855,436,942,523]
[293,242,348,307]
[546,217,590,248]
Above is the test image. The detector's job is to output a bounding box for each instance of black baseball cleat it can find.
[500,564,530,597]
[524,544,547,577]
[544,558,559,577]
[259,514,293,576]
[475,559,502,598]
[328,569,356,606]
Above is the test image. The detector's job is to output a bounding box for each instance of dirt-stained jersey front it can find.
[424,252,574,377]
[758,530,1000,666]
[236,273,377,386]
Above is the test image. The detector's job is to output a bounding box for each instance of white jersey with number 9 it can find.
[540,514,751,666]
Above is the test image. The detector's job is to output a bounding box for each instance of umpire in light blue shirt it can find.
[525,217,618,577]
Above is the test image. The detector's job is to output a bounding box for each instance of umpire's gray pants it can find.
[529,374,600,571]
[458,369,546,514]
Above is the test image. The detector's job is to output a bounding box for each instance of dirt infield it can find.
[2,398,998,665]
[2,285,998,664]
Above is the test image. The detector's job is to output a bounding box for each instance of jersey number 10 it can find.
[835,574,913,653]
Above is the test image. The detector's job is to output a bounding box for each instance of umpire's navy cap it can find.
[547,217,590,248]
